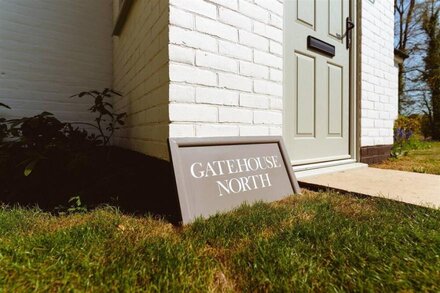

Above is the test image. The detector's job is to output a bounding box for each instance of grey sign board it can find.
[168,136,301,224]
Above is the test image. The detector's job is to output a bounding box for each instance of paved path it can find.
[299,167,440,209]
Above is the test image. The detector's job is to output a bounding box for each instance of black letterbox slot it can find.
[307,36,335,57]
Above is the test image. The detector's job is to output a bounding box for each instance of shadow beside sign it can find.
[169,136,301,224]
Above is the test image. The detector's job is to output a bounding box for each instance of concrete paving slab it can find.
[299,167,440,209]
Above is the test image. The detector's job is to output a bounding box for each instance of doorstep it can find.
[298,167,440,209]
[294,160,368,179]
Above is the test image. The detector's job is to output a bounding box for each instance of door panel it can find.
[329,0,343,39]
[297,0,315,28]
[328,63,343,136]
[296,52,315,136]
[285,0,350,165]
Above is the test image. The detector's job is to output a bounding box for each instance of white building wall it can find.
[168,0,397,149]
[168,0,284,138]
[0,0,113,122]
[360,0,398,147]
[112,0,170,160]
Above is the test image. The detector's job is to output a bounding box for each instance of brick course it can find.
[360,145,393,164]
[169,0,284,139]
[112,0,170,159]
[360,0,397,147]
[0,0,112,123]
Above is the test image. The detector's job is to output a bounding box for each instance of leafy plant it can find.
[71,89,127,146]
[67,196,87,214]
[0,102,10,143]
[0,89,126,176]
[0,89,129,211]
[394,115,421,135]
[391,115,432,158]
[4,112,96,176]
[391,130,431,158]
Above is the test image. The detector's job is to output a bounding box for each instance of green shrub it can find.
[0,102,10,143]
[70,89,127,146]
[0,89,137,211]
[1,92,180,221]
[0,89,126,177]
[394,115,422,135]
[392,115,431,158]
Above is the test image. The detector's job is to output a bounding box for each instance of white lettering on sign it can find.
[189,156,282,196]
[216,173,273,196]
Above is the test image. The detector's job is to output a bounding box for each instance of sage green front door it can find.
[284,0,351,165]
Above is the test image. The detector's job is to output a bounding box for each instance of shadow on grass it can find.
[0,147,182,224]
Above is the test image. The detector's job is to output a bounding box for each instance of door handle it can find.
[335,17,355,49]
[346,17,355,49]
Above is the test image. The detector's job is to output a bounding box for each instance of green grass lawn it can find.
[373,141,440,175]
[1,190,439,292]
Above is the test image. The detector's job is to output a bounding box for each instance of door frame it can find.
[282,0,359,168]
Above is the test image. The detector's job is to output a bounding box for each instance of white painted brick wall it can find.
[0,0,112,122]
[169,0,397,147]
[112,0,170,160]
[196,87,239,105]
[169,0,283,138]
[360,0,397,147]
